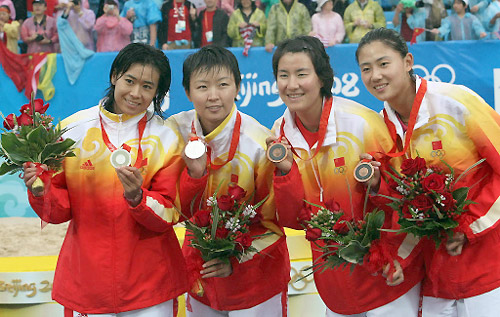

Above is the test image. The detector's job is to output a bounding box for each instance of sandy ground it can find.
[0,217,68,257]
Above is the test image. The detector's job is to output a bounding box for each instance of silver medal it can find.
[185,139,206,159]
[110,148,132,168]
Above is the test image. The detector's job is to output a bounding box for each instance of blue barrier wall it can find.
[1,40,500,217]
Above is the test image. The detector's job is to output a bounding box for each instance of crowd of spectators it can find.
[2,0,500,54]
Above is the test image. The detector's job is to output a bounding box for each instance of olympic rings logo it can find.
[431,149,446,157]
[334,166,347,175]
[289,266,315,291]
[413,64,456,83]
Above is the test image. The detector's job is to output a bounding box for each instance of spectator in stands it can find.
[403,0,428,42]
[58,0,96,50]
[21,0,58,53]
[120,0,161,46]
[94,0,132,51]
[158,0,196,50]
[416,0,447,40]
[431,0,487,39]
[393,0,418,41]
[0,4,19,53]
[0,0,15,19]
[34,0,58,16]
[227,0,267,47]
[468,0,490,29]
[486,0,500,37]
[309,0,345,46]
[343,0,385,43]
[264,0,311,52]
[192,0,230,47]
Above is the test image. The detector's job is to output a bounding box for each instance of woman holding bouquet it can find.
[356,27,500,316]
[167,45,290,316]
[268,35,423,316]
[23,43,189,317]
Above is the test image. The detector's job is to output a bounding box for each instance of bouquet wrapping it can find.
[0,97,75,192]
[299,199,390,277]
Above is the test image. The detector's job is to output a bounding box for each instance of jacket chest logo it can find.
[431,140,446,158]
[80,159,95,171]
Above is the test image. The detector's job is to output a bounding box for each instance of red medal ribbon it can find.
[190,119,200,141]
[100,114,147,168]
[279,97,333,161]
[383,78,427,158]
[207,112,242,171]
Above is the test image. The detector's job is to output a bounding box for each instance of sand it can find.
[0,217,68,257]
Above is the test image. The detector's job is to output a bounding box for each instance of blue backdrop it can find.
[1,40,499,217]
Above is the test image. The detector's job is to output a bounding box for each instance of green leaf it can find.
[452,187,469,206]
[26,125,47,145]
[40,139,76,163]
[0,162,22,175]
[338,240,368,264]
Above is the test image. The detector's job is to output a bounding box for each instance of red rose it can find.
[440,191,456,211]
[16,113,33,126]
[401,157,427,176]
[228,184,246,201]
[20,99,49,115]
[325,199,341,212]
[422,173,447,193]
[411,194,433,211]
[3,114,16,130]
[217,195,235,211]
[235,232,253,250]
[194,209,211,227]
[305,228,322,241]
[215,227,229,239]
[298,204,312,224]
[333,216,350,235]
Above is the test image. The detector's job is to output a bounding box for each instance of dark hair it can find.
[182,45,241,94]
[355,28,414,76]
[237,0,256,11]
[103,43,171,118]
[272,36,334,99]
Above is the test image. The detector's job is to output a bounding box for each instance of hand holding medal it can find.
[183,131,208,179]
[355,153,381,191]
[266,135,292,174]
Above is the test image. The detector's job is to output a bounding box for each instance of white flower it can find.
[243,205,257,218]
[396,185,409,195]
[207,196,216,206]
[225,217,241,232]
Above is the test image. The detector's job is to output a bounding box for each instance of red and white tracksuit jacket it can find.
[28,105,189,313]
[384,77,500,299]
[168,106,291,311]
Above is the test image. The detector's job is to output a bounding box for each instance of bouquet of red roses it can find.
[300,199,387,276]
[381,156,484,247]
[0,97,75,191]
[185,183,268,264]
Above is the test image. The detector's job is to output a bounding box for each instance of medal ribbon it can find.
[279,97,333,161]
[197,112,241,170]
[382,78,427,158]
[100,114,147,168]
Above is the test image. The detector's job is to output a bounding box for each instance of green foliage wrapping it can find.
[301,203,385,279]
[0,113,76,176]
